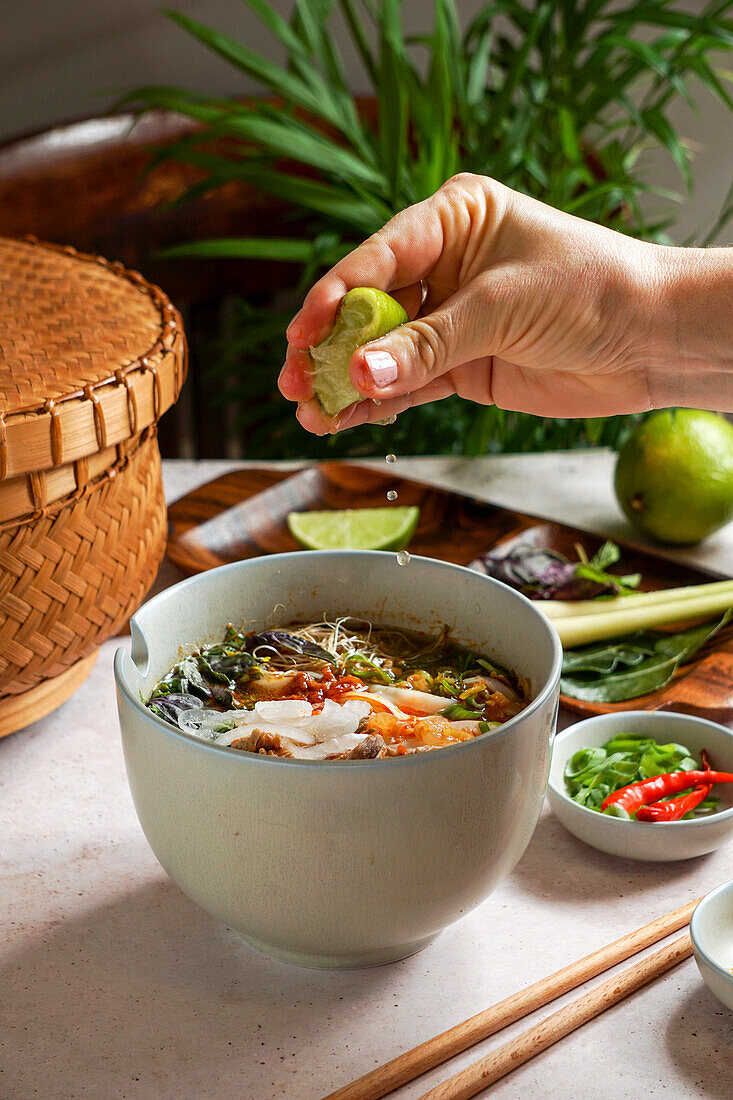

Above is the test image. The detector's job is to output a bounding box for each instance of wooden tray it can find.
[167,462,733,720]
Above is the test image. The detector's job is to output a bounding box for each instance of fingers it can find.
[286,199,446,350]
[295,374,468,436]
[348,280,491,401]
[278,347,312,402]
[295,397,344,436]
[282,175,512,424]
[282,276,497,424]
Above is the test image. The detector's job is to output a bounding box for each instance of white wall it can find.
[1,0,731,243]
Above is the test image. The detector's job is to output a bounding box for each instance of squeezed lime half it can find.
[309,287,408,417]
[287,506,420,551]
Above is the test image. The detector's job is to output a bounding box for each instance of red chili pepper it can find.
[635,747,714,823]
[636,783,712,822]
[601,770,733,815]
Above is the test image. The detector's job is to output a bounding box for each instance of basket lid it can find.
[0,236,186,479]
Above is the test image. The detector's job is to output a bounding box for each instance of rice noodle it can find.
[255,617,455,674]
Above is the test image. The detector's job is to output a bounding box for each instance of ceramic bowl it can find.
[548,711,733,862]
[691,880,733,1011]
[115,550,561,968]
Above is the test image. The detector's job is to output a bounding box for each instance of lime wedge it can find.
[309,287,408,417]
[287,506,420,551]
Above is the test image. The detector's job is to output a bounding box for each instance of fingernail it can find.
[362,349,398,388]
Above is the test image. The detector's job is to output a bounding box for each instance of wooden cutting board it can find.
[167,461,733,719]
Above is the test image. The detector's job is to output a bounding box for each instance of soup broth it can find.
[147,619,530,760]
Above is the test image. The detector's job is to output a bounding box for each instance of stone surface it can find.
[2,455,732,1100]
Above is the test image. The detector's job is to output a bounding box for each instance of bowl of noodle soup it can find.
[115,551,561,967]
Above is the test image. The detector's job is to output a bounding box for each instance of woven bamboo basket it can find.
[0,236,186,735]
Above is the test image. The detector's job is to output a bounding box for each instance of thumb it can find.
[348,282,492,399]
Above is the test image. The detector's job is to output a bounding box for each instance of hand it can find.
[278,174,732,434]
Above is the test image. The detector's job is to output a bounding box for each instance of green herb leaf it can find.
[561,612,731,702]
[343,653,394,685]
[441,702,482,720]
[562,638,658,675]
[563,731,716,818]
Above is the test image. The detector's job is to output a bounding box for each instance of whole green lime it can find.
[614,409,733,545]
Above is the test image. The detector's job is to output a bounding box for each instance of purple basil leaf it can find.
[148,693,203,723]
[477,545,608,600]
[245,631,335,664]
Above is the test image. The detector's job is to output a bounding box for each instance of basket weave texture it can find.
[0,240,162,410]
[0,431,166,695]
[0,236,185,706]
[0,237,185,486]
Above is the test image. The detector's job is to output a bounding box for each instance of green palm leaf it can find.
[159,236,351,263]
[127,0,733,460]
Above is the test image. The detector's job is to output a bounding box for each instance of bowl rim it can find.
[690,879,733,987]
[115,549,563,770]
[548,710,733,831]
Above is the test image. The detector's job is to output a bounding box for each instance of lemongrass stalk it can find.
[549,591,733,648]
[542,579,733,621]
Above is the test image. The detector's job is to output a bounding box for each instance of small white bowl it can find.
[548,711,733,862]
[691,880,733,1011]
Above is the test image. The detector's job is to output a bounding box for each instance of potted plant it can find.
[130,0,733,459]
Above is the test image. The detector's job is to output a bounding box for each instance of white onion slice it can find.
[181,697,373,751]
[290,733,367,760]
[482,676,520,701]
[254,699,313,723]
[339,699,372,721]
[369,686,448,715]
[308,698,360,738]
[343,690,407,717]
[177,708,242,736]
[215,722,316,747]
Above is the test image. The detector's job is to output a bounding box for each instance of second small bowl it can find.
[691,880,733,1011]
[548,711,733,862]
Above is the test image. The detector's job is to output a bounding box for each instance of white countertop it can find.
[2,453,732,1100]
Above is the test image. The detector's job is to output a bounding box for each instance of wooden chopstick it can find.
[419,933,693,1099]
[323,898,699,1100]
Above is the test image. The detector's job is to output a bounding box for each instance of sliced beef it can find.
[347,734,387,759]
[230,729,293,757]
